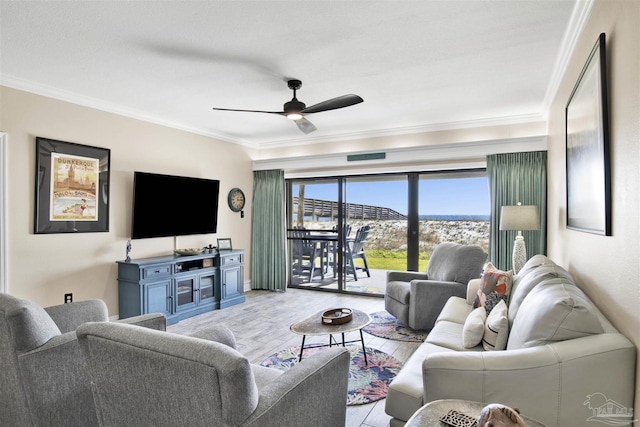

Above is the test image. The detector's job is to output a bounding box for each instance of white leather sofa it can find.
[385,255,636,427]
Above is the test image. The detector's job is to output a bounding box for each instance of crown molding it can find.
[542,0,594,116]
[1,76,257,147]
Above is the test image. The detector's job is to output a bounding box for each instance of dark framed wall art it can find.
[34,137,111,233]
[565,33,611,236]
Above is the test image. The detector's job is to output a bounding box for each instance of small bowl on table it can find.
[322,308,353,325]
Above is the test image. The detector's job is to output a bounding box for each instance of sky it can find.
[293,176,490,216]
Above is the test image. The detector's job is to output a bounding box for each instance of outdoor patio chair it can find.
[345,225,371,281]
[290,227,322,282]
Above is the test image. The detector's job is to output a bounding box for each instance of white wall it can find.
[1,86,255,316]
[546,0,640,416]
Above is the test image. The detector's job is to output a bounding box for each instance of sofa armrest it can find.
[17,331,98,424]
[184,325,237,349]
[387,270,428,283]
[114,313,166,331]
[44,299,109,333]
[408,280,467,330]
[466,278,482,305]
[242,347,350,427]
[422,333,635,427]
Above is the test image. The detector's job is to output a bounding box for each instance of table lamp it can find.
[499,203,540,274]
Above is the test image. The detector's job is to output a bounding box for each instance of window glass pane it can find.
[418,173,490,270]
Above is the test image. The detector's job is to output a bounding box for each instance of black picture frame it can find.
[217,238,232,251]
[565,33,611,236]
[34,137,111,233]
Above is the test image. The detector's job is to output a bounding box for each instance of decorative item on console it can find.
[217,238,232,251]
[203,244,217,254]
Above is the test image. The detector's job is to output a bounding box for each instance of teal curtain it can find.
[251,169,287,291]
[487,151,547,271]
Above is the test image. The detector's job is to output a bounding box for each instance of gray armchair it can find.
[76,321,350,427]
[385,242,486,330]
[0,293,166,427]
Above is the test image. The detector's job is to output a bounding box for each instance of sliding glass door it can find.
[286,170,489,296]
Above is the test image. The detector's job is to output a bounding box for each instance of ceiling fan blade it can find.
[294,117,317,134]
[301,94,363,114]
[212,107,285,115]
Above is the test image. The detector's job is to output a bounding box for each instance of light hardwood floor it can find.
[167,288,420,427]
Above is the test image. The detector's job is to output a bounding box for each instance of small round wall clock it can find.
[227,188,245,212]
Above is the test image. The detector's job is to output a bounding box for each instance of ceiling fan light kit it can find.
[212,79,363,134]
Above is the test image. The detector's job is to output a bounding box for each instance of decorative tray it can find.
[439,409,477,427]
[322,308,353,325]
[174,248,203,256]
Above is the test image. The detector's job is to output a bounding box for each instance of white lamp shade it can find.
[499,205,540,231]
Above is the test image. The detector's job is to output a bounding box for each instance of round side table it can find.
[405,399,547,427]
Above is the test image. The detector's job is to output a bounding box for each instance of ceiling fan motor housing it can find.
[284,99,306,114]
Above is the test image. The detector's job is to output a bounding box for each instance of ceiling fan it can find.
[212,79,363,134]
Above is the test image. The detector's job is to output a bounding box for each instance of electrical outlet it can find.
[64,293,73,304]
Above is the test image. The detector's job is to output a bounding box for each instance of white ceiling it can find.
[1,1,586,149]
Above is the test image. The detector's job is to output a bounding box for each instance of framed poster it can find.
[565,33,611,236]
[34,137,111,233]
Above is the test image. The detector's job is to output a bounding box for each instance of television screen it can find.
[131,171,220,239]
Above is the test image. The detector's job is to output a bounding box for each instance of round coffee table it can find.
[405,399,548,426]
[290,308,372,364]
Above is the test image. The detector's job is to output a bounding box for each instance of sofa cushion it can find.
[473,263,512,313]
[512,254,555,284]
[427,320,483,351]
[426,321,465,350]
[3,295,61,352]
[462,307,487,348]
[482,300,508,351]
[508,262,575,327]
[436,296,473,324]
[507,278,604,350]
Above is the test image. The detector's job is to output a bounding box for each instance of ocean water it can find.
[420,215,490,221]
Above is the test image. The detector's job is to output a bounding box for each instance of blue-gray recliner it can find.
[385,242,487,330]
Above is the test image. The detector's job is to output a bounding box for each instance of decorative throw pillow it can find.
[484,291,508,314]
[474,263,513,313]
[462,307,487,348]
[482,300,508,351]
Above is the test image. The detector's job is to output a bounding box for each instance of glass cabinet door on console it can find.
[198,271,216,306]
[175,275,196,312]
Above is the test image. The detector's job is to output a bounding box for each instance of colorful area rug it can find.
[260,345,402,406]
[362,311,429,342]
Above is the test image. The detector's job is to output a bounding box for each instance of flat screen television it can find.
[131,171,220,239]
